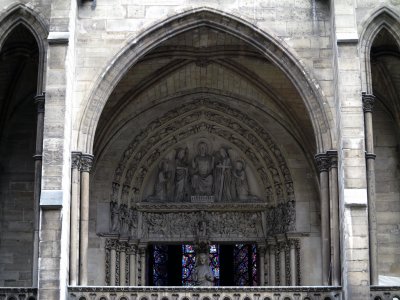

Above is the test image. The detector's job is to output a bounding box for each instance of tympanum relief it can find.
[145,139,259,203]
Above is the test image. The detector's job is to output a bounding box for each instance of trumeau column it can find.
[32,93,45,287]
[79,154,94,285]
[328,150,340,286]
[70,152,81,285]
[315,154,331,286]
[362,93,378,285]
[331,0,370,298]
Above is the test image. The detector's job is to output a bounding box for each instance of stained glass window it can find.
[233,244,257,286]
[152,245,168,286]
[209,244,220,286]
[182,244,196,286]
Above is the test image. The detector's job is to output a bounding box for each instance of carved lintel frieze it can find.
[71,151,82,169]
[34,93,45,113]
[80,154,94,172]
[362,92,375,113]
[315,153,330,173]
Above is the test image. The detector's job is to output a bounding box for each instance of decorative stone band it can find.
[365,153,377,160]
[315,153,330,173]
[71,151,82,169]
[80,154,94,172]
[0,288,37,300]
[68,286,343,299]
[34,93,45,113]
[362,92,376,113]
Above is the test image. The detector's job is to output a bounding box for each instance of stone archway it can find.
[77,7,333,154]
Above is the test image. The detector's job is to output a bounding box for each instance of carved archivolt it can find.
[111,98,295,206]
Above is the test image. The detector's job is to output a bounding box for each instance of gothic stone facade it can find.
[0,0,400,300]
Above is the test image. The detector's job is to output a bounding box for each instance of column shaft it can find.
[269,246,276,285]
[363,93,378,285]
[129,246,137,286]
[32,94,45,286]
[259,246,266,286]
[316,154,331,286]
[110,248,117,285]
[290,241,296,286]
[70,152,81,285]
[279,244,285,286]
[120,249,126,286]
[79,154,93,285]
[328,152,340,286]
[140,247,146,286]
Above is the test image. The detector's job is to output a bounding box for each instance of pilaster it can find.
[331,0,370,298]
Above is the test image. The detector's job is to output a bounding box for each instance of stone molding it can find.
[362,92,375,113]
[34,93,45,113]
[365,153,377,160]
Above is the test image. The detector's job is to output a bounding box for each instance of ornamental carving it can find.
[141,211,264,240]
[362,92,375,113]
[111,98,295,206]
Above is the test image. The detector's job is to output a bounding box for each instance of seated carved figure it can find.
[191,142,214,195]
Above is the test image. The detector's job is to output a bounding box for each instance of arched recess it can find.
[0,4,48,287]
[359,6,400,282]
[83,9,329,286]
[77,7,333,155]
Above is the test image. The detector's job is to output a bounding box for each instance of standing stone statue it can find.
[193,252,214,286]
[153,160,172,201]
[110,201,120,233]
[174,147,189,201]
[214,147,233,202]
[191,142,214,195]
[232,160,250,200]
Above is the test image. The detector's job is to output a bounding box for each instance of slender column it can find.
[139,246,147,286]
[129,244,138,286]
[268,242,276,285]
[32,94,45,286]
[289,240,297,286]
[328,150,340,286]
[70,152,81,285]
[362,93,378,285]
[315,153,331,285]
[120,244,126,286]
[79,154,94,285]
[110,246,117,285]
[279,242,285,286]
[258,244,266,286]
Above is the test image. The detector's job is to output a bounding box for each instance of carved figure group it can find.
[149,140,256,202]
[110,201,138,237]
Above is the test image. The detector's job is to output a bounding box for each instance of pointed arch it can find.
[77,7,333,154]
[359,6,400,93]
[0,3,49,94]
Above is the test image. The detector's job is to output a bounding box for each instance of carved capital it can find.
[362,92,375,113]
[34,93,45,113]
[315,153,330,173]
[71,151,82,169]
[80,154,94,172]
[327,150,338,169]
